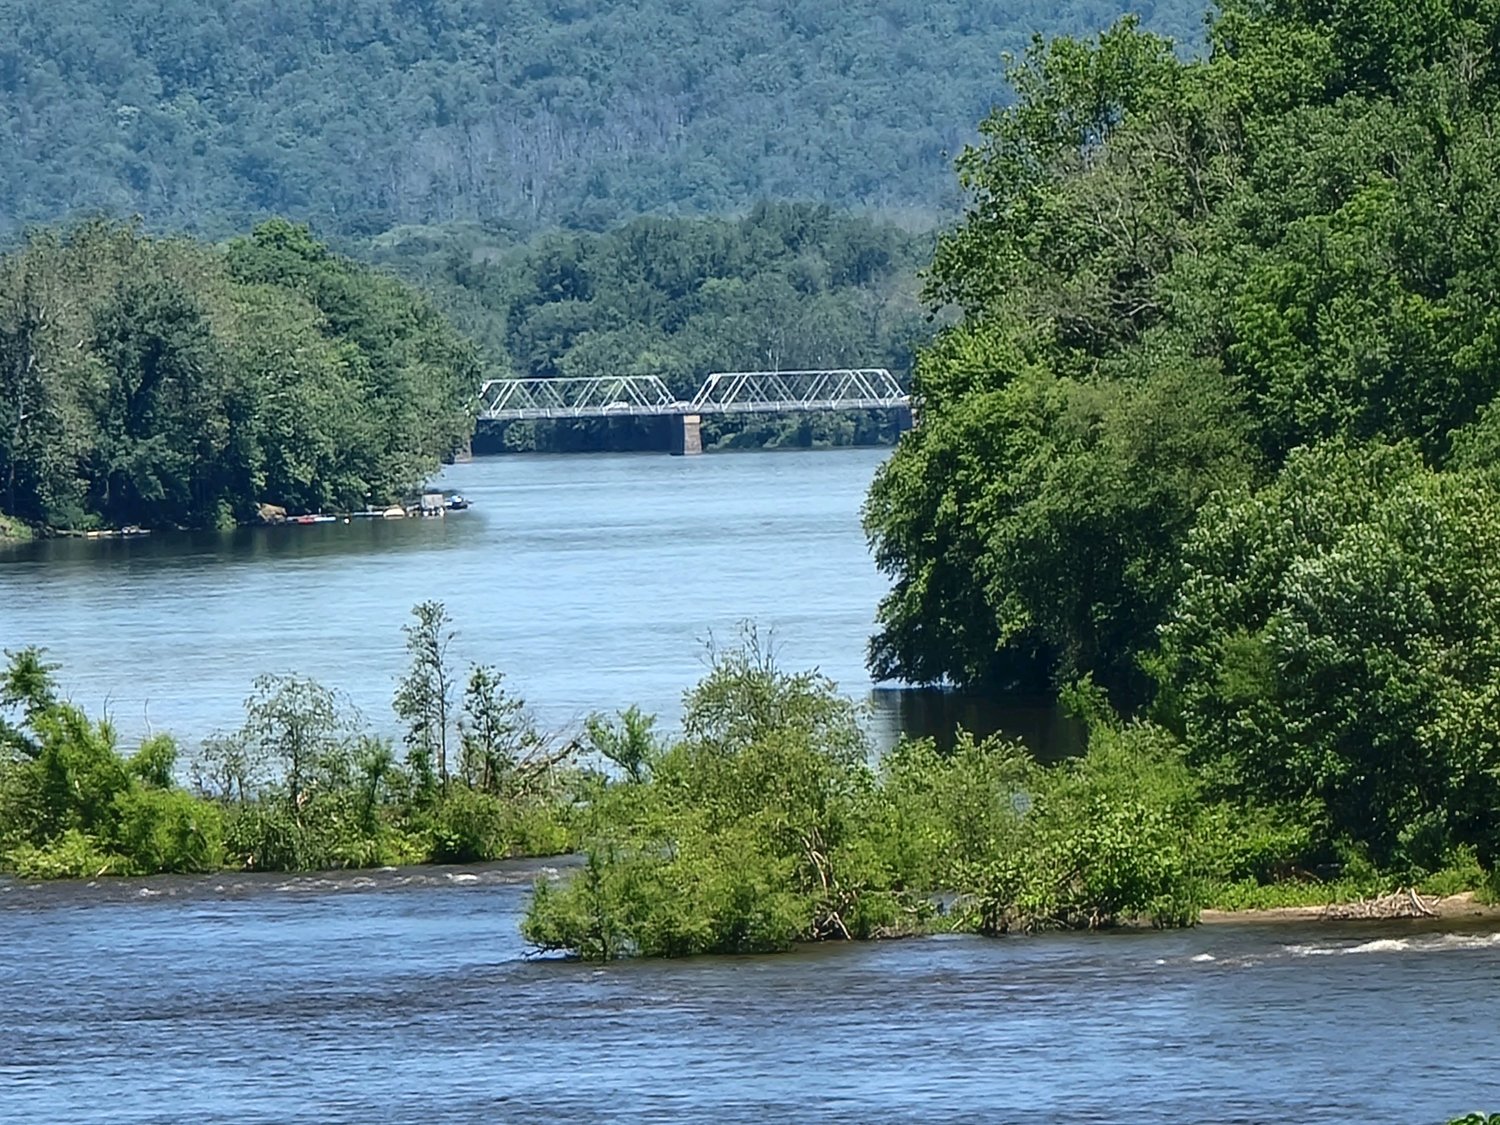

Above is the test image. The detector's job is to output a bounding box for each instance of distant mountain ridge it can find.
[0,0,1207,237]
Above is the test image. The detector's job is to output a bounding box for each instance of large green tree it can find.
[867,1,1500,701]
[0,219,477,530]
[1159,443,1500,867]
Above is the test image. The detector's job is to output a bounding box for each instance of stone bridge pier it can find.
[669,413,703,456]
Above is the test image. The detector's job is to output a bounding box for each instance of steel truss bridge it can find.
[476,369,909,422]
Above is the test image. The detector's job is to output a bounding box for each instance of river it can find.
[4,450,1498,1121]
[0,448,1076,755]
[3,861,1498,1123]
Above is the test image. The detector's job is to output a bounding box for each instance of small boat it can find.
[290,514,337,525]
[381,505,406,519]
[445,494,470,511]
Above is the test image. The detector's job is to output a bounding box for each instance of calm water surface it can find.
[1,450,900,746]
[3,864,1498,1123]
[0,449,1075,754]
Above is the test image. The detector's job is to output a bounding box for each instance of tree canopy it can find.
[0,0,1207,238]
[868,0,1500,697]
[383,204,931,375]
[0,219,476,530]
[865,0,1500,869]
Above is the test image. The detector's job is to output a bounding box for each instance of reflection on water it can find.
[871,687,1086,760]
[2,449,995,753]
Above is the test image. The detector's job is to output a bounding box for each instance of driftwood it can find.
[1321,887,1438,921]
[801,828,854,941]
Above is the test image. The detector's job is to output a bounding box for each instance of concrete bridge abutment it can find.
[669,413,703,456]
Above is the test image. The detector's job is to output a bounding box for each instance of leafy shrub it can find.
[1192,801,1325,885]
[222,802,324,872]
[1418,846,1491,899]
[962,722,1200,932]
[112,788,224,874]
[524,638,911,959]
[870,733,1033,892]
[6,829,120,880]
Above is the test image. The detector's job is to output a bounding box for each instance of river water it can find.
[3,861,1498,1123]
[4,450,1499,1120]
[0,448,1075,754]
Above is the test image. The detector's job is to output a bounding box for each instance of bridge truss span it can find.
[478,375,678,420]
[475,368,910,424]
[689,368,909,415]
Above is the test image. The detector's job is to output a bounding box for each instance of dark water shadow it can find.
[0,515,482,572]
[868,686,1086,762]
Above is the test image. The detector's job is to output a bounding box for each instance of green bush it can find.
[961,722,1201,933]
[870,734,1034,892]
[6,828,121,880]
[112,788,224,874]
[1161,444,1500,868]
[1418,846,1491,899]
[428,786,512,864]
[523,638,914,960]
[222,802,324,872]
[1192,801,1325,886]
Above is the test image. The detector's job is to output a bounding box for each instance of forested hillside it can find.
[0,0,1206,238]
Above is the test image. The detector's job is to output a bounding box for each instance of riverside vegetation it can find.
[530,0,1500,957]
[0,219,475,533]
[5,0,1500,964]
[525,0,1500,960]
[3,610,1492,961]
[0,604,577,878]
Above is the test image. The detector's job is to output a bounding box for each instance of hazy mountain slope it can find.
[0,0,1206,236]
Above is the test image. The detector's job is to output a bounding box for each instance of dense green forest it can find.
[0,219,474,531]
[0,0,1207,238]
[860,0,1500,879]
[369,204,932,450]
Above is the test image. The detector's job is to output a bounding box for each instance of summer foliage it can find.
[0,605,576,877]
[0,0,1206,238]
[864,1,1500,876]
[0,219,475,531]
[525,634,1204,959]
